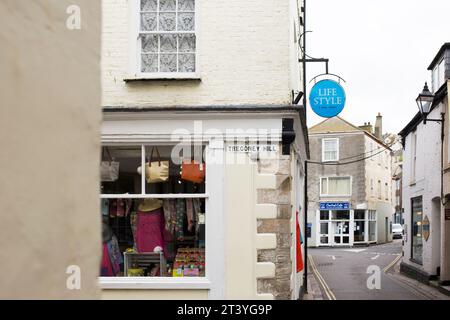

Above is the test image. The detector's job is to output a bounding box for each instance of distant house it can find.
[307,116,394,247]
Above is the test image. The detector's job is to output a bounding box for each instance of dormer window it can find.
[432,57,445,92]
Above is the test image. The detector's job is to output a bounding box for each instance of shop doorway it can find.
[332,221,350,245]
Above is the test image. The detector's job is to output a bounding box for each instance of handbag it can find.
[181,160,205,184]
[145,147,169,183]
[100,147,120,182]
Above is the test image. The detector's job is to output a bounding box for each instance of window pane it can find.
[320,223,328,235]
[178,12,195,31]
[159,0,176,11]
[141,13,157,31]
[101,146,142,195]
[321,178,327,194]
[160,54,177,72]
[320,210,329,220]
[331,210,350,220]
[100,197,206,277]
[144,145,205,194]
[141,35,158,53]
[159,12,176,31]
[160,34,177,52]
[323,139,338,161]
[320,236,328,244]
[178,54,195,72]
[179,0,195,11]
[141,0,157,11]
[354,210,365,220]
[369,221,376,241]
[141,54,158,72]
[328,177,350,195]
[412,197,423,263]
[178,34,196,52]
[354,221,365,242]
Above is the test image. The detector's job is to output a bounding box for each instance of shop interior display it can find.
[100,145,206,277]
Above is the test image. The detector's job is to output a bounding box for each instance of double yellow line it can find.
[383,254,402,273]
[308,254,337,300]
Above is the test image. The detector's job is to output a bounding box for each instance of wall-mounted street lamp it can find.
[416,82,441,124]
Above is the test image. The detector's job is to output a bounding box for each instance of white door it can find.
[332,221,350,245]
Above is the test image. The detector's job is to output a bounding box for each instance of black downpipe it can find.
[302,0,308,296]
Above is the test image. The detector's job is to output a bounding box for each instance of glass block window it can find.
[140,0,196,74]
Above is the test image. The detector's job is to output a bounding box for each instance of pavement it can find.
[305,240,450,300]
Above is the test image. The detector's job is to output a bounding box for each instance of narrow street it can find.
[308,240,450,300]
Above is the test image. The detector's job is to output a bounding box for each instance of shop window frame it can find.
[99,143,215,290]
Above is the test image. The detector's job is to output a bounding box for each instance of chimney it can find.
[374,113,382,139]
[358,122,373,134]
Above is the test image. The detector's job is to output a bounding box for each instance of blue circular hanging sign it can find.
[309,79,346,118]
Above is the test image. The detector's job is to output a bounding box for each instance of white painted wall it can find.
[365,136,394,243]
[102,0,300,107]
[402,104,442,276]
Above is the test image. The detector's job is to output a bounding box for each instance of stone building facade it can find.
[307,117,394,247]
[100,0,308,300]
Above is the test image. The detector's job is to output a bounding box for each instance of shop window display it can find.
[100,145,206,278]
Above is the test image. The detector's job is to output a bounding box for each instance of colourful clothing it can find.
[163,199,177,233]
[186,198,194,232]
[175,199,185,240]
[107,235,123,275]
[136,208,165,253]
[100,243,114,276]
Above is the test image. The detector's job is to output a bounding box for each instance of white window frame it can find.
[98,142,223,296]
[127,0,201,80]
[320,176,352,197]
[322,138,339,162]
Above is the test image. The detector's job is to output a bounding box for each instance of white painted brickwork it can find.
[102,0,295,107]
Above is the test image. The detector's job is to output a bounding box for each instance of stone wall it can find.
[255,153,293,300]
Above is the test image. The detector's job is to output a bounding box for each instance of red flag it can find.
[296,211,304,272]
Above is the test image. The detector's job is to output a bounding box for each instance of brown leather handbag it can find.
[181,160,205,184]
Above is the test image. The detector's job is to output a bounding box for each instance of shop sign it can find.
[422,215,430,241]
[227,144,278,153]
[320,202,350,210]
[309,79,346,118]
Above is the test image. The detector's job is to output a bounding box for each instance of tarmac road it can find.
[308,240,449,300]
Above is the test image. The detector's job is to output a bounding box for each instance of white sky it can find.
[305,0,450,134]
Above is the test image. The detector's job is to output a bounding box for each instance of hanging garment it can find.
[175,198,185,240]
[116,199,126,217]
[130,211,138,251]
[102,218,113,244]
[163,199,176,233]
[109,199,126,218]
[101,199,109,216]
[107,235,123,276]
[136,207,165,253]
[186,198,194,233]
[100,243,114,277]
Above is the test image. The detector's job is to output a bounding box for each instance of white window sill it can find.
[124,74,201,82]
[99,277,211,290]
